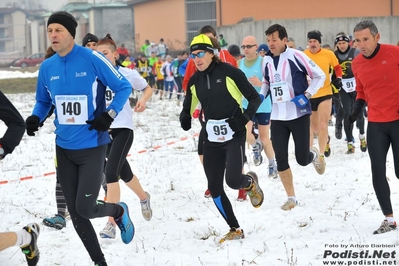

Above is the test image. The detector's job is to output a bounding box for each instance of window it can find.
[185,0,216,45]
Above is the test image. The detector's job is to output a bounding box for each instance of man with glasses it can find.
[238,36,277,180]
[261,24,326,211]
[180,34,263,243]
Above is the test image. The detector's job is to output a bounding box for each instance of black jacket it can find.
[184,61,261,142]
[0,90,25,157]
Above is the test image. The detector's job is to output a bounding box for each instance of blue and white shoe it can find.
[268,164,278,179]
[99,222,116,239]
[115,202,134,244]
[252,141,263,166]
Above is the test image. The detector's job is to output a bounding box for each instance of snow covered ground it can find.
[0,70,398,265]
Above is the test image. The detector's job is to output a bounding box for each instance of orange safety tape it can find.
[0,132,199,185]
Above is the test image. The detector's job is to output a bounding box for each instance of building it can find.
[131,0,399,50]
[1,0,399,64]
[0,0,136,66]
[0,7,45,55]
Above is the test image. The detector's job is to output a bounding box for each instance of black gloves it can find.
[86,112,114,131]
[344,99,366,130]
[226,115,249,132]
[331,78,343,91]
[180,110,192,131]
[26,115,40,136]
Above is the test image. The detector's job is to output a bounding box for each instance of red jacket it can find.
[352,44,399,122]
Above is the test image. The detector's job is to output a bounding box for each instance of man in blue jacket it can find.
[25,11,133,266]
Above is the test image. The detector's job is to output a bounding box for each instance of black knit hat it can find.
[82,33,99,47]
[47,11,78,39]
[307,30,322,44]
[228,44,241,57]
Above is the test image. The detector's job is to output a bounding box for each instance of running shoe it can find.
[204,189,211,198]
[219,227,245,243]
[99,222,116,239]
[252,141,263,166]
[268,164,278,179]
[21,223,40,266]
[373,220,397,234]
[346,143,355,154]
[42,214,66,230]
[244,171,264,208]
[114,202,134,244]
[281,198,297,211]
[335,124,342,139]
[94,262,108,266]
[236,188,247,201]
[324,135,331,157]
[140,192,152,221]
[360,137,367,152]
[310,147,326,175]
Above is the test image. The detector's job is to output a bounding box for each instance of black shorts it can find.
[310,95,332,111]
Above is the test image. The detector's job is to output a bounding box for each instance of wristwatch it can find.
[107,109,117,119]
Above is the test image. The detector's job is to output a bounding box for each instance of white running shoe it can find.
[99,222,116,239]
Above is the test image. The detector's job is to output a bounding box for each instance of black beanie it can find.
[228,44,241,57]
[307,30,322,44]
[82,33,99,47]
[334,35,350,46]
[47,11,78,39]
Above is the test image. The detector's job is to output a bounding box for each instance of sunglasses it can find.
[190,51,207,59]
[241,44,256,49]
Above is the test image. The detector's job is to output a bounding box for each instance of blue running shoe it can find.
[114,202,134,244]
[43,214,66,230]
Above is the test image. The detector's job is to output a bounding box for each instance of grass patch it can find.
[0,66,38,94]
[0,77,37,94]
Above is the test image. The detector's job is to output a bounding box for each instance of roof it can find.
[62,2,93,12]
[0,7,20,14]
[126,0,156,5]
[93,3,129,8]
[0,7,47,19]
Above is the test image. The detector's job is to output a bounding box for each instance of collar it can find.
[363,43,380,59]
[201,61,216,75]
[337,46,351,55]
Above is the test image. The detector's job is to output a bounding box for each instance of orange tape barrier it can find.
[0,132,199,185]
